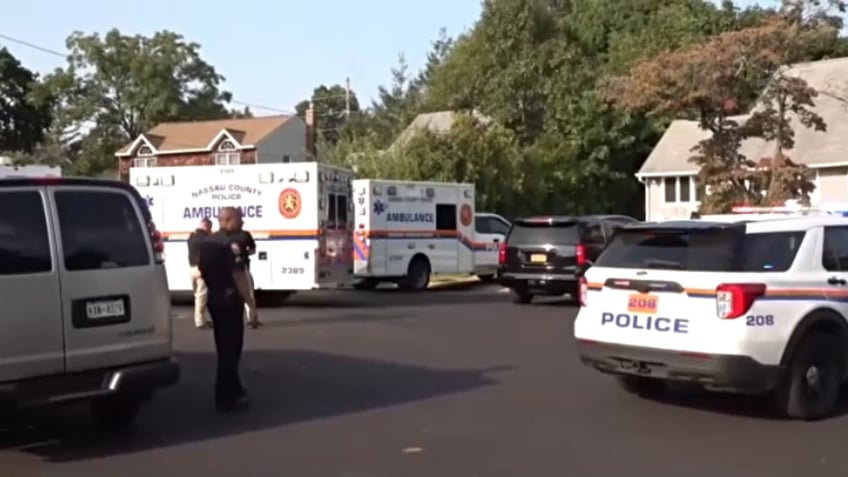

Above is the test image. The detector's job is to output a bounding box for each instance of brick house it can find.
[114,108,317,181]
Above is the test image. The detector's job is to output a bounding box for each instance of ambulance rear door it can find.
[317,166,354,286]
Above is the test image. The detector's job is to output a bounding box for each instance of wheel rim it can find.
[804,364,828,399]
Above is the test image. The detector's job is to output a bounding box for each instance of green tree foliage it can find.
[0,47,51,155]
[295,83,360,145]
[35,29,238,175]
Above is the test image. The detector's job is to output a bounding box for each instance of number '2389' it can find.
[281,267,305,274]
[745,314,774,326]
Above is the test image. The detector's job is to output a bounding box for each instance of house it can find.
[637,57,848,221]
[389,110,492,150]
[114,108,317,181]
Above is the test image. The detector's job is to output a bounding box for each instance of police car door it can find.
[474,214,510,273]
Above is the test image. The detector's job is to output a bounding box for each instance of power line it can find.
[0,33,353,115]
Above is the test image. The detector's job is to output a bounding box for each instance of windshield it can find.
[507,222,579,244]
[594,227,805,272]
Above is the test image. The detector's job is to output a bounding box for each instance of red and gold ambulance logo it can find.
[459,203,473,227]
[278,188,302,219]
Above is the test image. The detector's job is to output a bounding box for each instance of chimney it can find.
[305,101,317,160]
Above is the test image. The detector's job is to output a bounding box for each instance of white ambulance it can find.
[130,163,355,302]
[0,164,62,178]
[351,179,510,290]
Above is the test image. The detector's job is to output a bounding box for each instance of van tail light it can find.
[579,276,588,307]
[148,221,165,263]
[498,243,507,265]
[716,283,766,319]
[576,243,586,266]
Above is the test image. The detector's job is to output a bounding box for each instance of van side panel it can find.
[0,187,65,381]
[48,186,171,373]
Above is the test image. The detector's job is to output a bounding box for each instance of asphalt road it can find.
[3,285,848,477]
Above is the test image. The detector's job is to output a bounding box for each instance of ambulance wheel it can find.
[353,278,379,290]
[774,331,842,420]
[617,375,666,397]
[400,256,430,291]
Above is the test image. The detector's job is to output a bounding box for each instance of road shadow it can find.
[630,383,848,420]
[0,350,508,463]
[171,285,508,310]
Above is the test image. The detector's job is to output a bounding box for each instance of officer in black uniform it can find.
[197,206,257,413]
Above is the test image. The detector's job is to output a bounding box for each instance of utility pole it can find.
[345,77,351,118]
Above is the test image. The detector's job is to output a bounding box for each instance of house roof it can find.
[115,115,294,156]
[638,56,848,177]
[390,110,493,149]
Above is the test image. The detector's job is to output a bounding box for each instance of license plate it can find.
[627,293,658,314]
[530,254,547,263]
[86,299,125,319]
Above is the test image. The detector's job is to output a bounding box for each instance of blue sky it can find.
[0,0,773,116]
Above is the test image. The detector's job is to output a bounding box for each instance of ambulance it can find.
[130,162,355,301]
[0,163,62,178]
[351,179,510,290]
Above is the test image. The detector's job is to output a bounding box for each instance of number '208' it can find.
[745,314,774,327]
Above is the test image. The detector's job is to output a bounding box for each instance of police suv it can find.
[574,207,848,420]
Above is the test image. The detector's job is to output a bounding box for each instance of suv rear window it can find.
[55,190,151,271]
[507,222,579,244]
[595,227,805,272]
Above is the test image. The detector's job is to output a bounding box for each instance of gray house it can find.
[637,57,848,221]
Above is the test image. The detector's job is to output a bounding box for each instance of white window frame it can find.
[133,145,157,167]
[214,152,241,165]
[662,175,700,204]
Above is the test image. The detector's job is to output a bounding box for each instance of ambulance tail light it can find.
[578,276,588,307]
[716,283,766,319]
[148,221,165,263]
[498,242,507,265]
[575,243,586,266]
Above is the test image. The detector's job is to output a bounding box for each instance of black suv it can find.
[498,215,639,304]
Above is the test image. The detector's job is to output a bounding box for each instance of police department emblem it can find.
[278,188,302,219]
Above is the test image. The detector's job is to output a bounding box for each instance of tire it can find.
[90,393,147,429]
[399,257,431,291]
[353,278,379,290]
[617,375,666,397]
[511,287,532,304]
[257,290,293,306]
[774,331,843,420]
[477,274,496,282]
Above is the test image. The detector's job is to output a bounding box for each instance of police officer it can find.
[222,218,261,328]
[197,207,257,413]
[187,218,213,329]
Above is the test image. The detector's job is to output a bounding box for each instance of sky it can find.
[0,0,774,117]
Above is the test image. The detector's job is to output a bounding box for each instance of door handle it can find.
[427,244,435,250]
[828,276,846,286]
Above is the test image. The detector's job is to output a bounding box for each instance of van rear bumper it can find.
[0,357,180,409]
[576,340,782,394]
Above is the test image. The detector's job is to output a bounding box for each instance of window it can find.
[282,155,291,163]
[327,194,337,229]
[218,139,237,152]
[662,176,698,203]
[507,221,580,245]
[55,190,151,271]
[489,218,510,236]
[0,190,52,275]
[475,217,492,234]
[822,226,848,271]
[133,157,157,167]
[582,222,605,245]
[596,227,805,272]
[214,153,241,165]
[436,204,457,231]
[336,195,348,228]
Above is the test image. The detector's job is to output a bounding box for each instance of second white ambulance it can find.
[131,162,355,301]
[351,179,510,290]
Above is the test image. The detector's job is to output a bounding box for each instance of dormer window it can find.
[133,144,157,167]
[214,138,241,165]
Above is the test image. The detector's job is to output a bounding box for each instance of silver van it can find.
[0,177,179,425]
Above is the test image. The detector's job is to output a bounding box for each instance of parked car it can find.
[497,215,639,304]
[0,177,179,426]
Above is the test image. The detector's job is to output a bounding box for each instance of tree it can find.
[294,83,360,145]
[38,29,236,175]
[601,12,837,212]
[0,47,51,153]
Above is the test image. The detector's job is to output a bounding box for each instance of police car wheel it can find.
[616,375,666,397]
[511,288,532,304]
[775,332,842,420]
